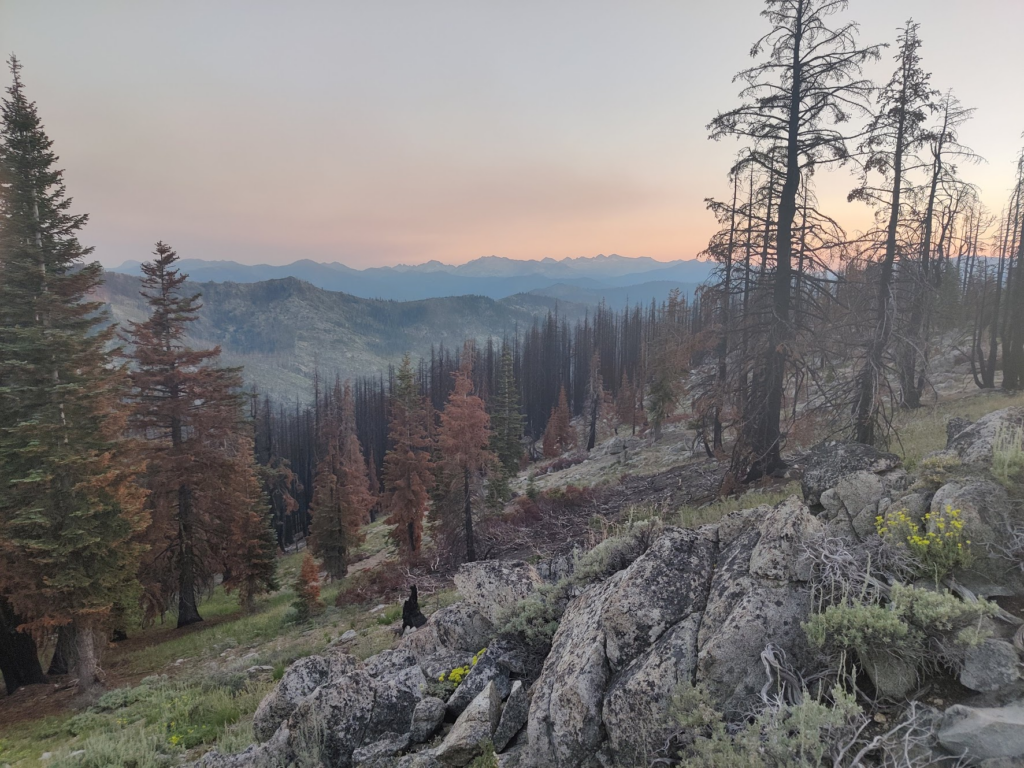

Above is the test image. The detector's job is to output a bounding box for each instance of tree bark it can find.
[0,598,46,695]
[47,623,76,676]
[463,468,476,563]
[72,620,99,695]
[176,483,203,628]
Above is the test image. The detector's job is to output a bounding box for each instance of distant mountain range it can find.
[95,271,597,399]
[108,253,714,304]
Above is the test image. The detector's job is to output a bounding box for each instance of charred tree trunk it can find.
[462,468,476,563]
[0,598,46,695]
[47,624,76,676]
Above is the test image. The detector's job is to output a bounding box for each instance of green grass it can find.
[0,548,432,767]
[677,482,802,529]
[891,390,1024,470]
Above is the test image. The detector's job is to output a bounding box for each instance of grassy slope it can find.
[3,389,1022,766]
[0,544,457,768]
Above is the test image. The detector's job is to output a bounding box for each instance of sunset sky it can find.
[2,1,1022,269]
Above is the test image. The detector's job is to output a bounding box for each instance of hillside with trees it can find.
[2,1,1024,766]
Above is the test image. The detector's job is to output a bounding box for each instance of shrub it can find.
[912,453,963,490]
[498,518,663,647]
[541,484,595,509]
[993,422,1024,488]
[468,741,499,768]
[876,505,972,582]
[804,583,996,676]
[662,683,865,768]
[335,560,407,606]
[292,552,325,622]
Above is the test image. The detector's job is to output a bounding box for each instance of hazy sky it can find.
[2,1,1022,268]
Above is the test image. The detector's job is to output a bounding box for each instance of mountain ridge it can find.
[108,254,714,302]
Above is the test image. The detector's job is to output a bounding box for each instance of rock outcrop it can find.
[454,560,543,625]
[525,497,822,767]
[434,680,502,766]
[945,407,1024,467]
[800,441,901,507]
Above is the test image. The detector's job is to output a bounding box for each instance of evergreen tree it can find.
[223,435,279,612]
[309,381,370,579]
[126,242,256,627]
[709,0,879,479]
[849,21,936,443]
[0,57,145,693]
[542,386,576,458]
[292,552,324,622]
[437,357,494,563]
[383,356,434,560]
[488,343,524,476]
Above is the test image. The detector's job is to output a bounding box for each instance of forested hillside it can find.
[3,1,1024,767]
[93,271,593,399]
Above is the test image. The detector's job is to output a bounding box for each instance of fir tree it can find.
[292,552,324,622]
[0,57,145,693]
[383,356,434,559]
[223,435,279,612]
[542,386,575,458]
[489,344,525,475]
[126,242,256,627]
[437,356,494,563]
[310,381,370,579]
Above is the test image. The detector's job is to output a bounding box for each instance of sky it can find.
[1,1,1022,269]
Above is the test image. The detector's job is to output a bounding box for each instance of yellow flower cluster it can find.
[438,648,488,686]
[876,505,972,581]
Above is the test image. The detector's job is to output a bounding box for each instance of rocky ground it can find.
[190,404,1024,768]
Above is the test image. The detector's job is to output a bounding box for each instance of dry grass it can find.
[891,390,1024,470]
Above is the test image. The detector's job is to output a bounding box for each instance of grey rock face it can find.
[400,603,494,663]
[939,703,1024,762]
[945,407,1024,467]
[696,499,821,712]
[525,526,717,768]
[445,651,512,718]
[821,469,911,538]
[287,666,423,768]
[251,655,330,741]
[410,696,447,743]
[930,480,1015,555]
[435,680,502,767]
[351,732,412,767]
[961,640,1022,693]
[193,723,294,767]
[800,441,901,506]
[454,560,543,625]
[493,680,528,753]
[525,498,823,768]
[858,647,917,698]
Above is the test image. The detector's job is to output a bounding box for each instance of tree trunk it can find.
[73,620,99,695]
[47,624,76,676]
[586,394,598,451]
[176,484,203,628]
[0,598,46,695]
[463,468,476,563]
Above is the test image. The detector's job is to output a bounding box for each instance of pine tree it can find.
[849,21,936,443]
[309,381,370,579]
[292,552,324,622]
[383,356,435,560]
[126,243,255,627]
[709,0,879,479]
[223,436,279,612]
[542,386,575,458]
[0,57,145,693]
[437,357,495,563]
[488,344,524,481]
